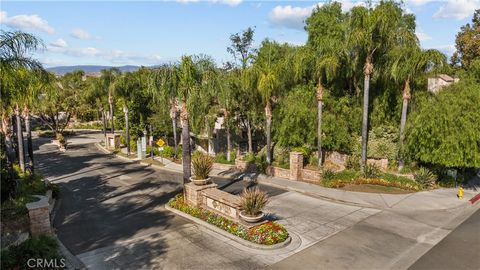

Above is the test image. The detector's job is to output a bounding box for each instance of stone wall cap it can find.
[26,195,49,210]
[185,182,218,191]
[290,152,304,155]
[203,188,240,206]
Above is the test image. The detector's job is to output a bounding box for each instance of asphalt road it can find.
[408,208,480,270]
[35,138,284,256]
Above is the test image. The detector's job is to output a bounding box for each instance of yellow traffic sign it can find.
[156,139,165,147]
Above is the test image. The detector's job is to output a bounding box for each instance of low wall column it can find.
[289,152,303,181]
[26,196,53,236]
[184,182,218,207]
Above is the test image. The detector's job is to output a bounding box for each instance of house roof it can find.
[438,74,454,82]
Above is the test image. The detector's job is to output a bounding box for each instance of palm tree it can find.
[97,68,120,134]
[0,30,43,195]
[348,1,417,170]
[113,72,139,156]
[389,45,446,169]
[150,65,180,157]
[304,3,347,168]
[177,55,217,184]
[255,42,282,165]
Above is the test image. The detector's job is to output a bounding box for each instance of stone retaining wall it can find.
[212,163,236,172]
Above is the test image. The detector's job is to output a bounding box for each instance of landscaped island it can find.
[168,194,289,245]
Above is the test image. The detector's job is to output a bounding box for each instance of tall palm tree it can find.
[0,30,43,195]
[177,55,217,184]
[113,72,139,156]
[98,68,120,134]
[348,1,417,170]
[389,45,445,169]
[304,2,347,167]
[150,65,180,157]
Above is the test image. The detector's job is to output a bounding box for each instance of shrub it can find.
[363,164,380,178]
[254,153,269,173]
[192,153,214,180]
[239,188,269,216]
[168,194,288,245]
[345,155,360,170]
[291,146,311,164]
[161,145,175,158]
[129,139,137,152]
[414,167,437,188]
[322,169,335,181]
[1,235,63,270]
[242,152,256,163]
[308,153,319,167]
[214,152,236,164]
[146,146,160,156]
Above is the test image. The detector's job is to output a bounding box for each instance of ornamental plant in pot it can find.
[239,188,269,223]
[190,153,214,185]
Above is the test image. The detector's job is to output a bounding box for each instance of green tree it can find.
[113,72,140,155]
[305,2,347,166]
[227,27,257,153]
[451,9,480,69]
[348,1,417,170]
[254,40,292,164]
[1,30,43,177]
[389,45,446,168]
[406,79,480,168]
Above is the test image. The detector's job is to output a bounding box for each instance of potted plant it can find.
[190,153,214,185]
[239,188,269,223]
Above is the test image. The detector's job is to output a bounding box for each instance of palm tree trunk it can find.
[170,103,178,157]
[317,80,324,167]
[398,79,411,170]
[225,112,232,162]
[2,114,16,197]
[180,102,191,184]
[109,94,115,134]
[124,106,130,155]
[100,107,107,143]
[265,101,272,165]
[23,106,34,174]
[14,105,25,173]
[361,55,373,171]
[246,117,253,153]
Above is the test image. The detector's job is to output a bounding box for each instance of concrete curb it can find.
[54,233,87,270]
[165,204,292,250]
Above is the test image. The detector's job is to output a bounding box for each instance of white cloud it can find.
[415,29,432,41]
[70,29,92,40]
[0,11,54,34]
[433,0,480,20]
[48,46,99,57]
[269,4,319,29]
[48,46,162,65]
[50,38,68,48]
[269,1,365,29]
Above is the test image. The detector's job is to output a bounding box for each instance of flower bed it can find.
[168,194,289,245]
[322,173,422,191]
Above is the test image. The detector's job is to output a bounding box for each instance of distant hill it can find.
[46,65,140,75]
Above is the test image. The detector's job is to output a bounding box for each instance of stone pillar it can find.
[290,152,303,181]
[106,134,120,149]
[26,196,52,236]
[184,182,218,207]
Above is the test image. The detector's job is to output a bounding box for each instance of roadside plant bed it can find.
[321,170,423,192]
[168,194,289,245]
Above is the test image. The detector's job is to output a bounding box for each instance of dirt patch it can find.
[340,184,413,194]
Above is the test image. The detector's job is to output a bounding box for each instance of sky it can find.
[1,0,478,67]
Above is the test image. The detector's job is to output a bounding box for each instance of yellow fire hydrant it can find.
[457,187,464,199]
